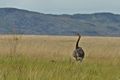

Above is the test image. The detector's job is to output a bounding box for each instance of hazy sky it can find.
[0,0,120,14]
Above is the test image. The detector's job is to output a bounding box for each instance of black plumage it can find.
[73,33,85,62]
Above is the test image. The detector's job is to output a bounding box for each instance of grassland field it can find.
[0,35,120,80]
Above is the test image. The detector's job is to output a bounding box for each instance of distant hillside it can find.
[0,8,120,36]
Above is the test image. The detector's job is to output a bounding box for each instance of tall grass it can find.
[0,35,120,80]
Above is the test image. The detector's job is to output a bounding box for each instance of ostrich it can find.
[73,33,85,62]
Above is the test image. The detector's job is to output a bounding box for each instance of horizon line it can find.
[0,7,120,15]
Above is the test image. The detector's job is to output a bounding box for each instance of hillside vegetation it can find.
[0,35,120,80]
[0,8,120,36]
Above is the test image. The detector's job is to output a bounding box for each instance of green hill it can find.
[0,8,120,36]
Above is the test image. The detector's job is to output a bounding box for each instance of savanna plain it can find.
[0,35,120,80]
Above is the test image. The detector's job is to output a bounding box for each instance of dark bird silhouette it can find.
[73,33,85,62]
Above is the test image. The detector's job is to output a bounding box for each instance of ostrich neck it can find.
[76,35,80,49]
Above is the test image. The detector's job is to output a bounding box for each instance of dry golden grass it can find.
[0,35,120,80]
[0,35,120,59]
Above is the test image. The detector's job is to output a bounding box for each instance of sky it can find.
[0,0,120,14]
